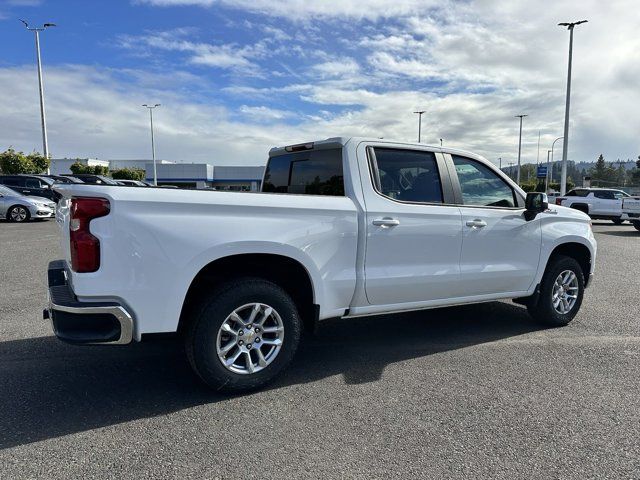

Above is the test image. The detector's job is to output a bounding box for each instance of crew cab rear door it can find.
[447,154,541,296]
[360,144,463,305]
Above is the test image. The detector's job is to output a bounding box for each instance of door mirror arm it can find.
[524,192,549,221]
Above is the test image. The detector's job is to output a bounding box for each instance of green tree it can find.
[589,154,618,187]
[0,148,36,174]
[26,152,49,174]
[70,161,110,176]
[111,167,145,181]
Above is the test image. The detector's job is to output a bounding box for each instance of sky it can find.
[0,0,638,167]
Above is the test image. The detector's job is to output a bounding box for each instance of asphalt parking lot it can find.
[1,219,639,479]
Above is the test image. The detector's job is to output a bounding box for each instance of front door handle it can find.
[373,217,400,228]
[466,219,487,228]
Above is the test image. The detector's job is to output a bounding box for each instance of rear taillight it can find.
[555,198,563,205]
[70,197,110,273]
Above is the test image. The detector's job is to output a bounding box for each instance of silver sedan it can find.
[0,185,56,222]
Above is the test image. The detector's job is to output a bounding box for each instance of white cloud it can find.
[136,0,442,20]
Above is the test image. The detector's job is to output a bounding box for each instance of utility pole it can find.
[515,114,527,185]
[20,19,56,172]
[414,111,425,143]
[545,150,551,192]
[558,20,588,195]
[142,104,161,186]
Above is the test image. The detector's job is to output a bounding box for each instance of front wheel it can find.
[528,255,585,327]
[184,277,302,392]
[633,221,640,232]
[612,217,624,225]
[8,205,30,222]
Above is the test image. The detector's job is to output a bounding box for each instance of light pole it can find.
[551,136,564,189]
[515,114,527,185]
[414,111,425,143]
[558,20,588,195]
[439,138,443,147]
[545,150,552,192]
[498,157,502,170]
[20,19,55,171]
[142,104,161,186]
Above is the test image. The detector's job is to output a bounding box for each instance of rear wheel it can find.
[612,217,624,225]
[528,255,584,327]
[184,277,302,392]
[633,221,640,232]
[7,205,30,222]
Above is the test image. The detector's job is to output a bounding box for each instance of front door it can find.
[451,155,542,296]
[362,146,464,305]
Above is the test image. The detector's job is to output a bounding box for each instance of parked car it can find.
[0,184,56,222]
[62,174,120,185]
[555,187,631,224]
[38,174,85,184]
[0,174,58,202]
[621,196,640,231]
[115,179,148,187]
[45,137,596,392]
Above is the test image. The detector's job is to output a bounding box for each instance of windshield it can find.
[0,185,21,196]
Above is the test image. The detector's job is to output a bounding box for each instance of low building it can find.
[144,163,265,191]
[49,158,109,176]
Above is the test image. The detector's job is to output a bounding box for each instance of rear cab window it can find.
[262,148,344,196]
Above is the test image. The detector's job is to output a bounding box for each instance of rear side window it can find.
[1,177,21,187]
[262,149,344,196]
[370,148,443,203]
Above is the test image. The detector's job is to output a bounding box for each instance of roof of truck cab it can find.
[269,137,484,161]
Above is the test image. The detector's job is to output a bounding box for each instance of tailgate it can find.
[623,197,640,216]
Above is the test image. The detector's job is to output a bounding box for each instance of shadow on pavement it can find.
[0,301,543,450]
[596,229,639,237]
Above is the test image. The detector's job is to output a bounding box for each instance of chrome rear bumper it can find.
[44,260,134,345]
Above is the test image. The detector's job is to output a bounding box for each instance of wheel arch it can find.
[546,242,592,286]
[178,253,318,334]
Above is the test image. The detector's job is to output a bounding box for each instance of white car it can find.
[555,188,631,224]
[0,185,56,222]
[45,137,597,391]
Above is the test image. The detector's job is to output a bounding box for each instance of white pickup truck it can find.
[555,187,631,224]
[621,195,640,231]
[46,138,597,391]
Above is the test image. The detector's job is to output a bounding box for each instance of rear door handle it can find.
[373,217,400,227]
[466,219,487,228]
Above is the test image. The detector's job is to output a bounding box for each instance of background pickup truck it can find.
[621,196,640,231]
[555,187,631,224]
[46,137,597,391]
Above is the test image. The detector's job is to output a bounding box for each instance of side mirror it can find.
[525,192,548,220]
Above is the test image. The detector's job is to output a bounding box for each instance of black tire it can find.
[570,204,589,215]
[527,255,584,327]
[7,205,30,222]
[633,221,640,232]
[184,277,302,393]
[612,218,624,225]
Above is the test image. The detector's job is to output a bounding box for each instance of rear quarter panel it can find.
[56,186,358,337]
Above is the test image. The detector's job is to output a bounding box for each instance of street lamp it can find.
[20,19,56,171]
[558,20,588,195]
[551,136,564,189]
[545,150,552,192]
[142,104,161,186]
[515,114,527,184]
[439,138,443,147]
[413,111,425,143]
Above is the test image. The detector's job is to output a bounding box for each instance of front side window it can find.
[452,155,516,208]
[370,148,443,203]
[262,149,344,196]
[594,190,615,200]
[25,178,43,188]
